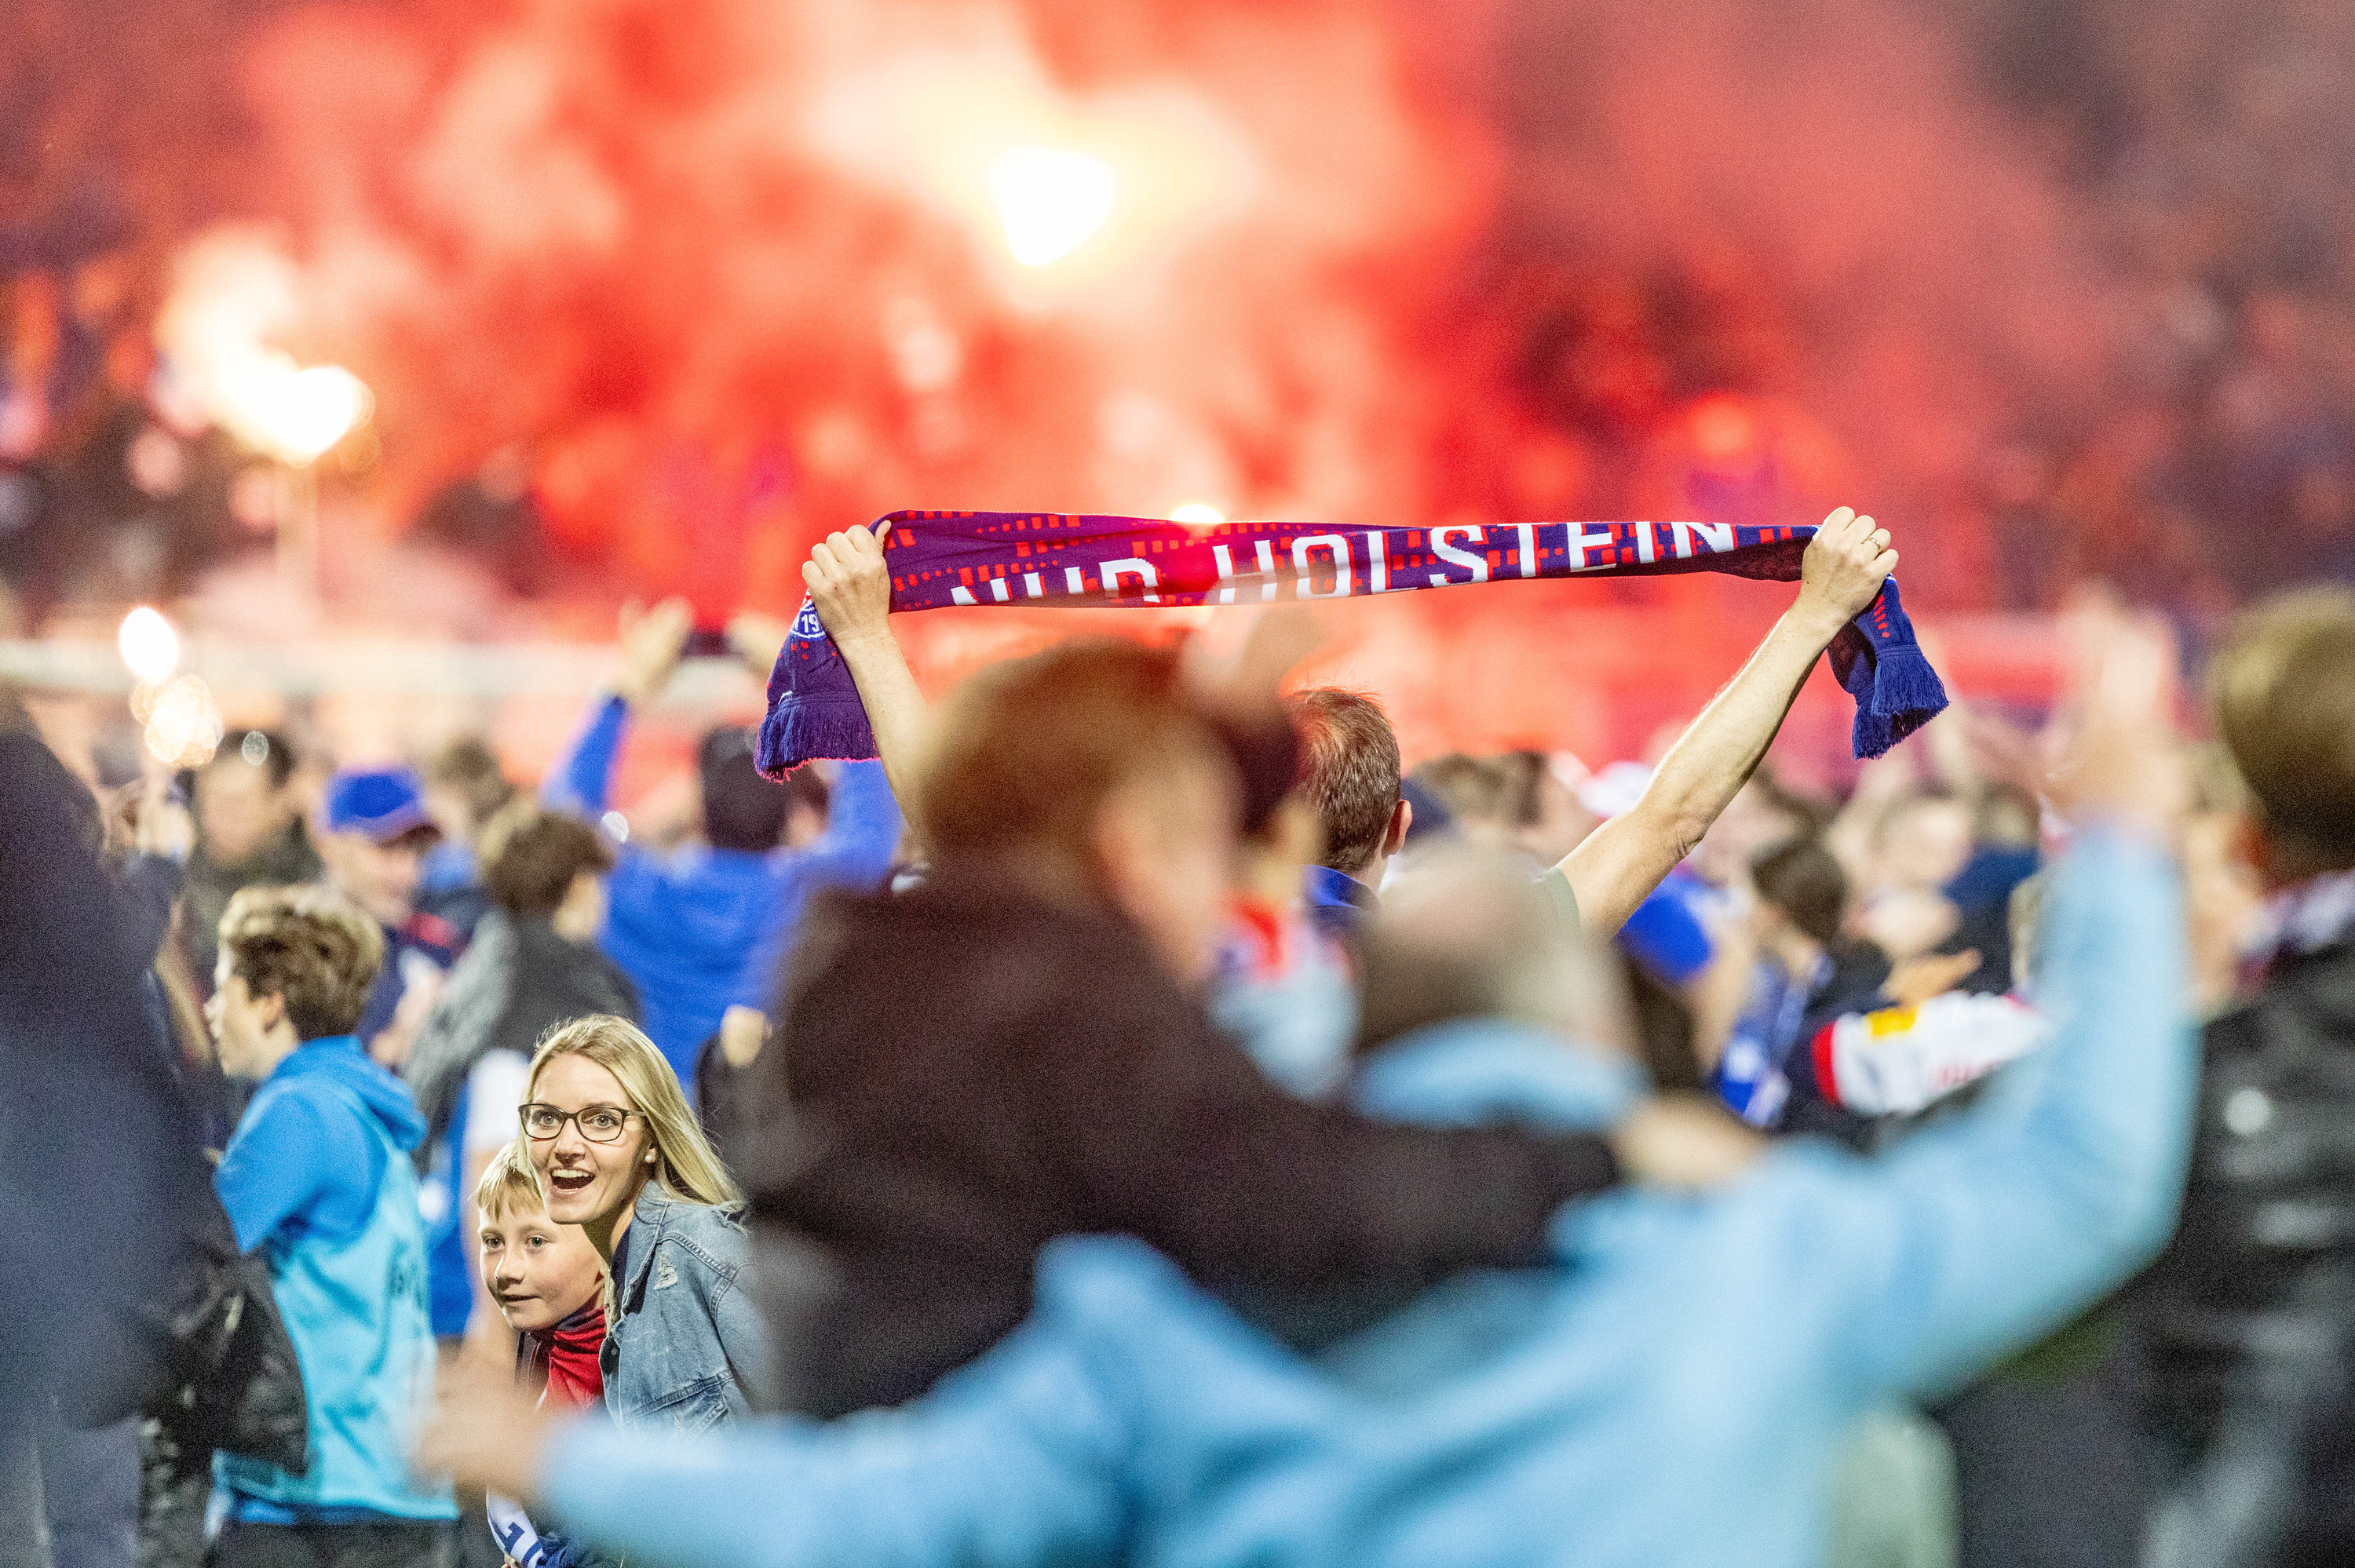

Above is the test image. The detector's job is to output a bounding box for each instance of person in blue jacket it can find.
[425,603,2193,1568]
[316,765,461,1067]
[543,598,902,1090]
[208,884,456,1568]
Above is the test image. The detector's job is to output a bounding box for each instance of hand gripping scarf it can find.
[758,511,1948,777]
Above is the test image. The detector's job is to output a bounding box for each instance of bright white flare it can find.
[988,146,1119,267]
[1170,502,1225,528]
[118,607,181,685]
[199,354,370,465]
[254,364,371,465]
[143,675,224,768]
[155,229,374,465]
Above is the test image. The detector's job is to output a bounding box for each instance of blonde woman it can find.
[520,1016,769,1426]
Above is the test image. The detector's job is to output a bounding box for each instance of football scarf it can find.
[759,511,1947,776]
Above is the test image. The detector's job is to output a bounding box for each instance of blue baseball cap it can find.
[323,766,437,845]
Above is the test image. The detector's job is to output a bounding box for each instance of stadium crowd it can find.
[6,509,2355,1568]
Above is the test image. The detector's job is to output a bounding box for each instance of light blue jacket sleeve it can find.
[1749,824,2197,1402]
[728,760,904,1011]
[537,1321,1130,1568]
[544,695,630,818]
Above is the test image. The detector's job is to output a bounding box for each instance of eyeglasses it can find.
[520,1103,641,1143]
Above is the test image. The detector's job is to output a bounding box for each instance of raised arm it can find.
[425,1322,1130,1568]
[1557,508,1896,936]
[1788,602,2196,1400]
[801,523,930,822]
[794,761,905,881]
[721,757,908,1023]
[544,598,694,817]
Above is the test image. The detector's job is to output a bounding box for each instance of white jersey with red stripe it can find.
[1810,992,2045,1118]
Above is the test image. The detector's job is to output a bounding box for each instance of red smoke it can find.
[16,0,2355,765]
[197,0,2118,611]
[203,0,2118,677]
[215,0,1495,623]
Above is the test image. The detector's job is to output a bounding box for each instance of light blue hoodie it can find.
[214,1035,455,1522]
[537,826,2193,1568]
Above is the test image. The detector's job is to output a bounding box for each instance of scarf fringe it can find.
[757,695,878,779]
[1860,642,1947,758]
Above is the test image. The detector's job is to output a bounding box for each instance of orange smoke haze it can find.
[216,0,1493,621]
[16,0,2355,765]
[111,0,2123,621]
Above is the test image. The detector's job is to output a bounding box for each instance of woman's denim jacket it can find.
[600,1185,773,1431]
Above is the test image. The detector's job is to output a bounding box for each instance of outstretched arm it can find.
[1787,601,2193,1400]
[1557,508,1897,936]
[546,598,694,817]
[421,1324,1129,1568]
[802,523,930,823]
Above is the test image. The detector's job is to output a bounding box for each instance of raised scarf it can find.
[758,511,1947,777]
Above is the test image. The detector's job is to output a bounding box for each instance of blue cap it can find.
[323,767,436,845]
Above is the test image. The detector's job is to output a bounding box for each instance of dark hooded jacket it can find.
[750,872,1622,1418]
[1,726,214,1434]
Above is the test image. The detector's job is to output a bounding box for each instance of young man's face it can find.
[207,964,282,1078]
[321,830,425,928]
[195,760,294,870]
[479,1202,604,1333]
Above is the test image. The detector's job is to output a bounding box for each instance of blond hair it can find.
[525,1016,741,1208]
[474,1138,547,1223]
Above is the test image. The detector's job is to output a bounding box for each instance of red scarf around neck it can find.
[523,1298,607,1409]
